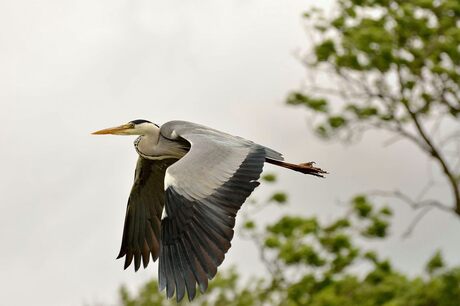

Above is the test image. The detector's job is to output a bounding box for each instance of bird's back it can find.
[160,120,284,161]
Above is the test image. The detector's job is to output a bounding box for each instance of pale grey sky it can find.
[1,1,459,305]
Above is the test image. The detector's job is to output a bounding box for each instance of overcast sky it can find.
[1,1,459,305]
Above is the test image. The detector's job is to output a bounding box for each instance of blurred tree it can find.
[288,0,460,224]
[118,177,460,305]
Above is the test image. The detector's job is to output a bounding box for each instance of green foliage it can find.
[261,173,277,183]
[352,195,373,218]
[290,0,460,140]
[119,268,268,306]
[314,39,336,61]
[291,0,460,223]
[243,220,256,230]
[426,250,445,275]
[118,191,460,305]
[328,116,347,129]
[270,192,288,204]
[287,92,329,113]
[351,195,392,238]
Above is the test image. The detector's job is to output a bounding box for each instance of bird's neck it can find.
[134,126,161,159]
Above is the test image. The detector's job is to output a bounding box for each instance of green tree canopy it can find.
[288,0,460,218]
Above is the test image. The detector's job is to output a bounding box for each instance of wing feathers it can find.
[117,158,176,271]
[176,238,197,301]
[182,233,208,293]
[124,252,133,270]
[188,221,220,275]
[159,146,266,301]
[142,240,150,268]
[134,250,141,271]
[170,244,185,301]
[158,245,167,291]
[200,215,234,245]
[165,246,175,299]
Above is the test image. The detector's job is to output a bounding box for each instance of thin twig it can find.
[368,189,454,213]
[402,207,433,238]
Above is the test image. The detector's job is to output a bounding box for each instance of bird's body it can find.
[93,120,326,302]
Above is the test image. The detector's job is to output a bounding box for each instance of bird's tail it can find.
[265,158,328,178]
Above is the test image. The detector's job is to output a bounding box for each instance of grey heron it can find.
[92,119,326,302]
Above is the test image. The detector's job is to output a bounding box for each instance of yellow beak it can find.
[92,123,134,135]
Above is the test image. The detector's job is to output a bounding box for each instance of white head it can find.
[92,119,159,136]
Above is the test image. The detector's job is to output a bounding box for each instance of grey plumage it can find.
[93,120,327,302]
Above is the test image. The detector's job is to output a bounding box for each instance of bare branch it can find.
[382,134,405,147]
[396,65,460,214]
[366,189,456,236]
[440,130,460,147]
[402,207,433,238]
[368,189,455,214]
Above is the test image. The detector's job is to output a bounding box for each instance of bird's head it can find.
[92,119,159,136]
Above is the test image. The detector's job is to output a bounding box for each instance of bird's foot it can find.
[298,162,328,177]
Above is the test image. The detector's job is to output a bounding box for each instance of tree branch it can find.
[396,66,460,214]
[402,207,433,238]
[368,189,454,214]
[368,189,456,236]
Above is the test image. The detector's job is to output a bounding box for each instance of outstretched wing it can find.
[157,121,280,302]
[117,157,176,271]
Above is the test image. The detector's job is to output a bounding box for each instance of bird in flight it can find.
[92,119,326,302]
